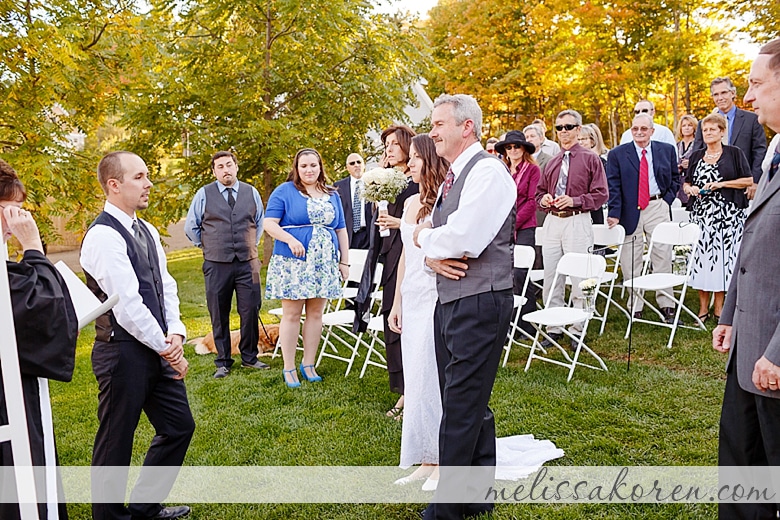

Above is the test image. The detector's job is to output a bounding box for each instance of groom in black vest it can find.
[81,151,194,520]
[414,94,516,520]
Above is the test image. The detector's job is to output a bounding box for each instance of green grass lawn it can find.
[51,248,723,519]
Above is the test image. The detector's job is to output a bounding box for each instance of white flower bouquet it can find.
[361,167,409,237]
[578,278,598,295]
[673,244,692,256]
[578,277,598,314]
[361,167,409,203]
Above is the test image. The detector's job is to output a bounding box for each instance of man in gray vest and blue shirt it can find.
[414,94,516,520]
[185,150,267,378]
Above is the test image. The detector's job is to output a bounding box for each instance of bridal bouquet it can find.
[361,167,409,237]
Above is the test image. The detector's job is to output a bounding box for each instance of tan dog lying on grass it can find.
[190,324,279,357]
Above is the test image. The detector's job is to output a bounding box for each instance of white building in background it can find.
[365,79,434,169]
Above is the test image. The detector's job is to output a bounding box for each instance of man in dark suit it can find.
[334,153,373,249]
[714,39,780,520]
[693,76,767,199]
[606,113,681,322]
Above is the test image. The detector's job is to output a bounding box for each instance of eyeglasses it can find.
[634,108,651,114]
[631,126,651,133]
[554,124,579,132]
[348,160,363,166]
[503,144,523,150]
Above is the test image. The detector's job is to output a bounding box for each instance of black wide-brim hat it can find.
[495,130,536,156]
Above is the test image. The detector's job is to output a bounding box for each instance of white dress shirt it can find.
[81,201,186,352]
[620,124,679,159]
[417,142,516,260]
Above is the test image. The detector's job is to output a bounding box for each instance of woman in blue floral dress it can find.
[264,148,349,387]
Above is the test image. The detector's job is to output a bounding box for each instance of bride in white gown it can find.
[389,134,447,487]
[389,134,564,491]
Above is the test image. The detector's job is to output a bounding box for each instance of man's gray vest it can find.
[431,150,514,304]
[202,181,258,262]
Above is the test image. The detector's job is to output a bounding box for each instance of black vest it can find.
[202,181,258,262]
[83,212,167,342]
[432,150,515,304]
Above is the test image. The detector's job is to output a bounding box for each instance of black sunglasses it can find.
[634,108,651,114]
[555,124,579,132]
[504,144,523,150]
[348,160,363,165]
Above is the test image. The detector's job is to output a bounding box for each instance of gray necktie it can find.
[227,187,236,209]
[555,151,570,197]
[133,219,149,258]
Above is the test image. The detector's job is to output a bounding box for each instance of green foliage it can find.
[121,0,435,222]
[0,1,155,239]
[425,0,751,146]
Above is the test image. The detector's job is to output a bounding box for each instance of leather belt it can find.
[649,194,663,201]
[549,210,584,218]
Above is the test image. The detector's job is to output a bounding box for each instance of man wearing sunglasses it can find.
[535,109,609,349]
[619,100,677,150]
[335,153,373,249]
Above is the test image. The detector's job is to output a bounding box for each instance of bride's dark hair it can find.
[411,134,449,223]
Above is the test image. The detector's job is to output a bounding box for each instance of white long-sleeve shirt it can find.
[80,201,186,352]
[417,142,516,260]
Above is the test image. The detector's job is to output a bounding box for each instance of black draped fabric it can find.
[1,250,78,520]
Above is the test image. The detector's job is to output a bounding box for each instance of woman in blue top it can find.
[264,148,349,387]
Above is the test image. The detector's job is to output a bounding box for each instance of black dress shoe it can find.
[539,332,564,348]
[153,505,190,519]
[661,307,676,324]
[632,311,643,320]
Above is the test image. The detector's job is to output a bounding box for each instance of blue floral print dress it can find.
[266,194,343,300]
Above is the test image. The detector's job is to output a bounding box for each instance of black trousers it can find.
[382,269,404,395]
[425,289,513,520]
[203,258,261,368]
[91,340,195,520]
[719,350,780,520]
[351,227,370,250]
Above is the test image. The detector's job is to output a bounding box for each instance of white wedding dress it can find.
[397,207,565,479]
[399,211,441,468]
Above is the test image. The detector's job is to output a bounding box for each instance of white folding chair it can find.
[316,263,382,375]
[671,207,689,223]
[359,316,388,377]
[271,249,368,359]
[502,245,537,367]
[590,224,631,334]
[622,222,705,348]
[524,253,608,382]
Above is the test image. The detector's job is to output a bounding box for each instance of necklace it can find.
[704,150,722,160]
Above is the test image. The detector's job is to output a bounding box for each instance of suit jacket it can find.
[535,151,552,174]
[721,171,780,397]
[606,141,680,235]
[334,176,374,248]
[693,107,767,182]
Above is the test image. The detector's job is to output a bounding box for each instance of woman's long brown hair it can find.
[411,134,449,222]
[287,148,335,195]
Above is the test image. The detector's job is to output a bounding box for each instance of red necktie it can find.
[638,149,650,210]
[441,168,455,202]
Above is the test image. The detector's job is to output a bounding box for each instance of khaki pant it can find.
[541,212,593,335]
